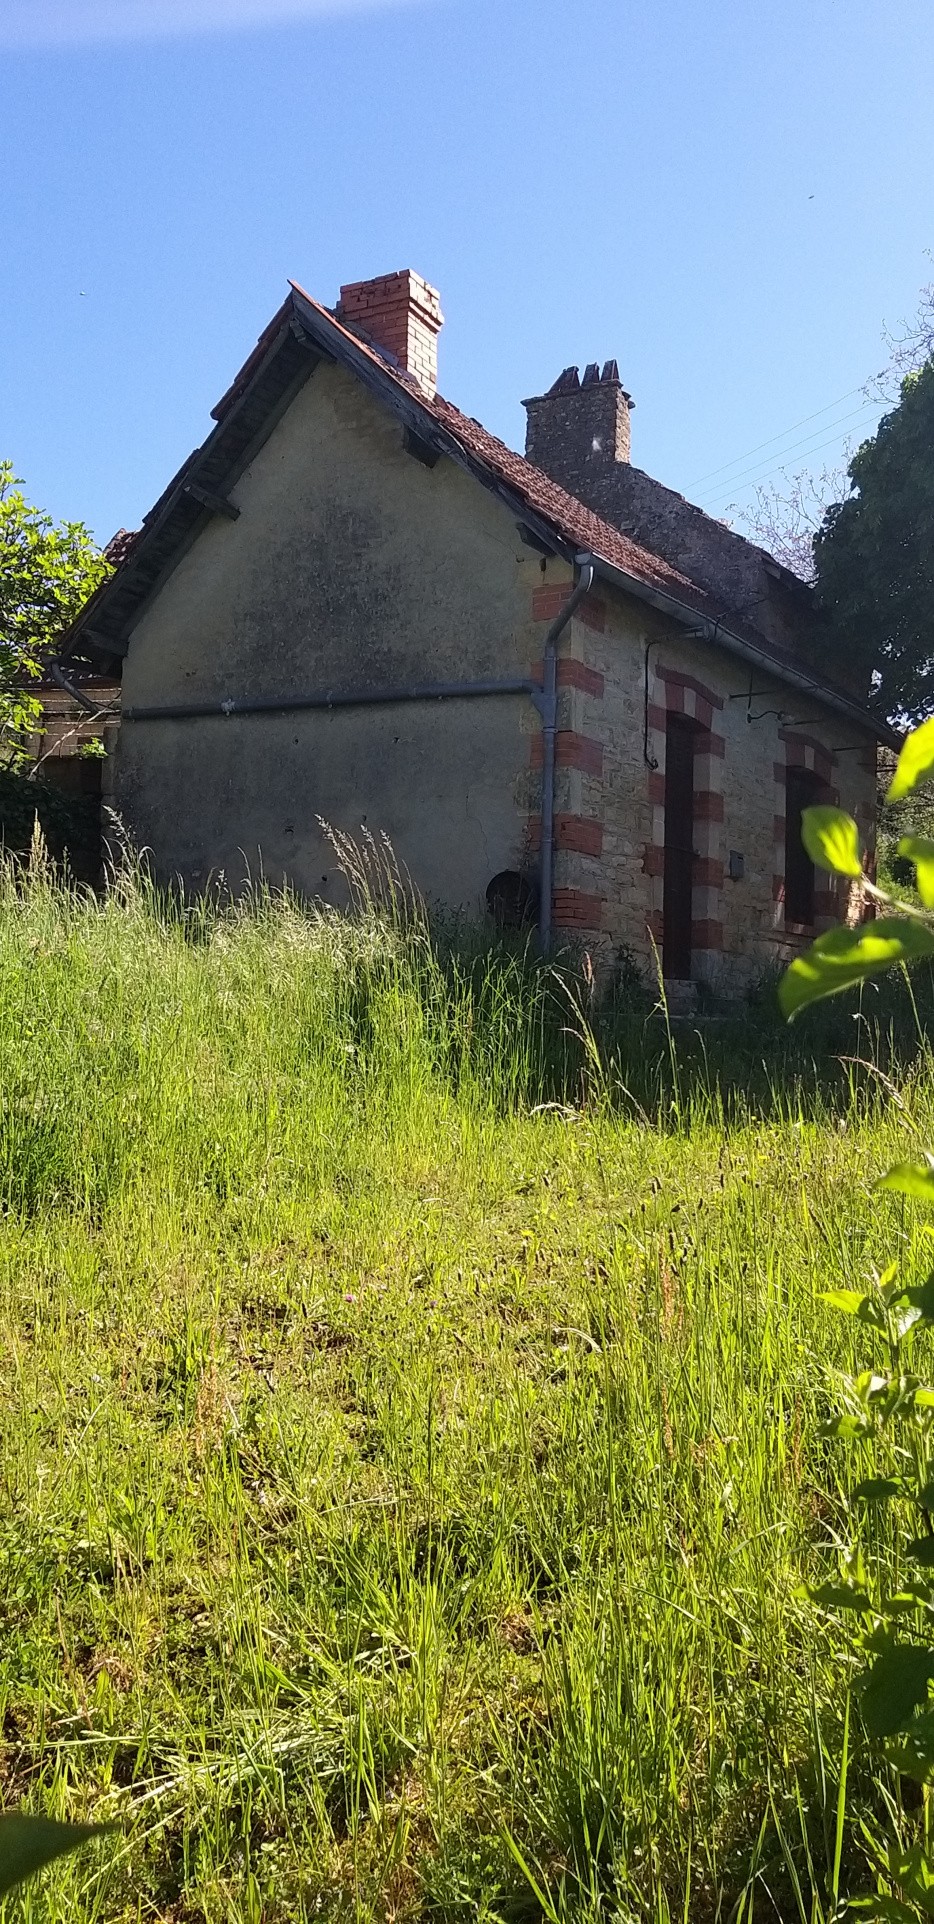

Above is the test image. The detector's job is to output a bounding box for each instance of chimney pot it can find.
[549,365,581,394]
[337,269,444,398]
[523,359,633,486]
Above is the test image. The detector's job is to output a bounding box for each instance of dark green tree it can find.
[814,358,934,725]
[0,462,111,764]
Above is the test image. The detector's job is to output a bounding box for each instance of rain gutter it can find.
[589,556,898,747]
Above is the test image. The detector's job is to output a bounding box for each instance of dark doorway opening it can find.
[663,715,696,979]
[38,754,104,887]
[784,766,824,925]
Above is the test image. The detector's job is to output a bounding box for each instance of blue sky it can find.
[2,0,932,546]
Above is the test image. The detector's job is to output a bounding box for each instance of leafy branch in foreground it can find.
[0,1812,111,1900]
[0,462,111,767]
[780,718,934,1024]
[781,716,934,1918]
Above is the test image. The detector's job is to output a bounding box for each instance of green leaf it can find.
[0,1815,110,1899]
[821,1288,870,1314]
[898,836,934,909]
[879,1159,934,1209]
[905,1276,934,1321]
[861,1643,934,1736]
[887,718,934,803]
[887,1710,934,1781]
[858,1901,927,1924]
[855,1369,890,1402]
[809,1581,872,1612]
[852,1477,904,1502]
[884,1844,934,1912]
[779,918,934,1019]
[801,805,864,878]
[883,1586,934,1613]
[907,1536,934,1566]
[820,1413,871,1441]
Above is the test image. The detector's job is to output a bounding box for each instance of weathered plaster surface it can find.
[116,362,544,913]
[115,358,878,989]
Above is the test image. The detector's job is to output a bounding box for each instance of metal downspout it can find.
[537,554,595,954]
[47,659,120,716]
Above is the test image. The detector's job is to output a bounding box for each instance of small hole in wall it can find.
[486,870,538,930]
[284,825,294,836]
[321,874,328,884]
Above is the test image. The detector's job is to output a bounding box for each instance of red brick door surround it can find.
[644,666,726,976]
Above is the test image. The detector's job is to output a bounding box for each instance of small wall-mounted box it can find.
[728,850,745,881]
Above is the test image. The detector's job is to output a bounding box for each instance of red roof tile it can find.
[70,276,888,737]
[287,282,815,669]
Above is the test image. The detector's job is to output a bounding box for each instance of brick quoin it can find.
[648,772,666,806]
[531,585,607,631]
[691,919,724,951]
[694,791,724,822]
[553,889,604,930]
[693,857,724,887]
[703,733,726,759]
[528,814,603,857]
[783,748,835,788]
[771,884,840,925]
[780,728,836,764]
[657,667,725,710]
[646,910,664,943]
[647,702,668,733]
[531,659,605,697]
[642,842,664,877]
[530,732,603,776]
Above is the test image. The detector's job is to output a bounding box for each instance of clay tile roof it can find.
[103,528,138,567]
[288,281,727,620]
[68,275,890,738]
[287,282,889,732]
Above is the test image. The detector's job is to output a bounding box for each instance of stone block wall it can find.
[523,556,878,993]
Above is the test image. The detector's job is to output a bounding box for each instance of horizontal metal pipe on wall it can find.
[121,676,540,722]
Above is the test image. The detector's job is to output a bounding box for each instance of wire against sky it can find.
[684,383,868,490]
[696,398,881,510]
[1,0,425,47]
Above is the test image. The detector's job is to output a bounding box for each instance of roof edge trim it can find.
[591,554,897,745]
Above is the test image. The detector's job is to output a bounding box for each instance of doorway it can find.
[662,715,696,979]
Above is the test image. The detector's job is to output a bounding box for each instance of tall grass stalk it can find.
[2,848,934,1918]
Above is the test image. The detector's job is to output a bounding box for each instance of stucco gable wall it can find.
[115,363,549,910]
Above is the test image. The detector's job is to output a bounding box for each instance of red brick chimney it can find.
[337,270,444,399]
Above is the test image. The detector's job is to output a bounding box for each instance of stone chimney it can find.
[337,270,444,399]
[523,362,634,497]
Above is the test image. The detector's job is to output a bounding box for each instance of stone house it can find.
[60,268,892,990]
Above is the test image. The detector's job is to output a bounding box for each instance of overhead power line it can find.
[696,399,881,510]
[686,382,868,490]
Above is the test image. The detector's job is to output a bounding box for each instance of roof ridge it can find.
[64,275,887,739]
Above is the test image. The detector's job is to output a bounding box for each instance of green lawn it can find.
[1,856,932,1922]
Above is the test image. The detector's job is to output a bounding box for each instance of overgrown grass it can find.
[4,851,934,1921]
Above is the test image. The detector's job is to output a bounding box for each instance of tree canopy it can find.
[0,462,110,763]
[813,358,934,726]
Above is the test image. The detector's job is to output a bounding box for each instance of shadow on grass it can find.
[430,921,934,1129]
